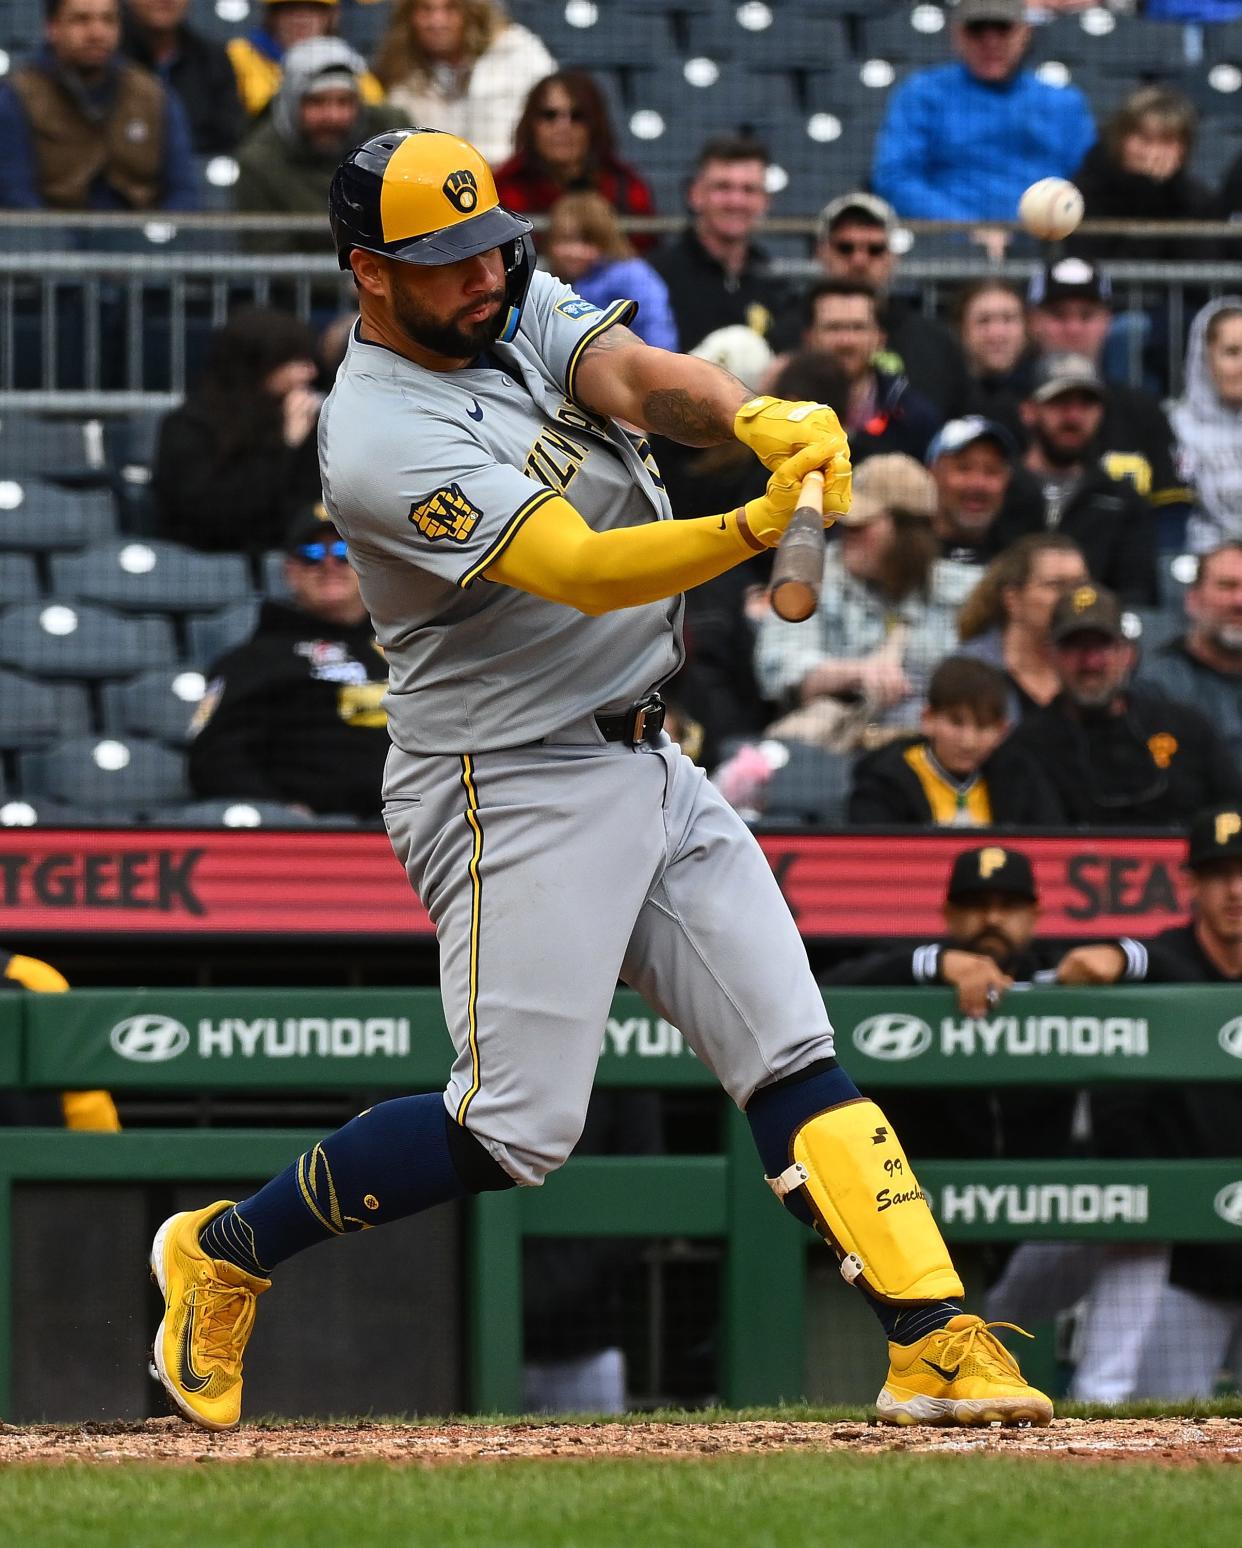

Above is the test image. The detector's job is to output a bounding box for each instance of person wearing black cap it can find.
[1026,256,1192,541]
[1052,806,1242,1399]
[187,507,390,820]
[824,841,1139,1160]
[993,352,1159,605]
[925,415,1017,566]
[781,191,974,421]
[1010,583,1242,827]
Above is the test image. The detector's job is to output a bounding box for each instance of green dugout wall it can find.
[3,986,1242,1417]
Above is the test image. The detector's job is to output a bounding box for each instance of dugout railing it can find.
[2,984,1241,1418]
[2,214,1241,398]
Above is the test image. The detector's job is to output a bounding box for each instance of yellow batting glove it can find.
[741,440,847,547]
[734,395,850,472]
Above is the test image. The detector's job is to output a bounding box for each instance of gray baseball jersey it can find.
[321,272,835,1184]
[320,270,684,754]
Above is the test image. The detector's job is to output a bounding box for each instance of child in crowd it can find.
[848,655,1062,827]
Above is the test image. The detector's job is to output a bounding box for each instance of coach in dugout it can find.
[992,807,1242,1401]
[188,507,389,821]
[823,843,1144,1162]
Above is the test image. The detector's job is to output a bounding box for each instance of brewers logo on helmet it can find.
[329,128,535,342]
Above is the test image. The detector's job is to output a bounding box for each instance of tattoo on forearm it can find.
[640,388,737,446]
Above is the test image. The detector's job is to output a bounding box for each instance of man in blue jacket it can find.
[871,0,1094,225]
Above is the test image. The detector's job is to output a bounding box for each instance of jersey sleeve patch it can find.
[407,483,483,543]
[554,296,601,320]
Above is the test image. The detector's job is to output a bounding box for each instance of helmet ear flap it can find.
[502,228,536,335]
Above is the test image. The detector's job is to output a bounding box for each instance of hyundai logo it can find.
[110,1014,191,1063]
[1215,1182,1242,1229]
[1219,1018,1242,1060]
[852,1012,934,1062]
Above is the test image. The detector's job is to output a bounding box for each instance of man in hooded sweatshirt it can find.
[1168,297,1242,553]
[233,35,392,249]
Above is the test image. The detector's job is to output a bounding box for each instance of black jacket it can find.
[824,940,1079,1161]
[188,600,390,819]
[122,18,244,156]
[879,294,977,421]
[1069,141,1218,264]
[848,734,1065,828]
[848,369,943,464]
[1009,685,1242,829]
[1092,922,1242,1301]
[152,401,322,556]
[996,461,1159,605]
[650,229,788,355]
[773,289,976,421]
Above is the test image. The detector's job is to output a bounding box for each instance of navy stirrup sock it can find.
[746,1059,959,1343]
[198,1093,470,1276]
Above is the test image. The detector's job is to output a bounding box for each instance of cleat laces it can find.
[194,1280,257,1372]
[933,1320,1033,1381]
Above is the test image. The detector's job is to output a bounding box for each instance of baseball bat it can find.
[769,470,825,623]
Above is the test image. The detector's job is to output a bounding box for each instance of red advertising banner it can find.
[0,829,1189,940]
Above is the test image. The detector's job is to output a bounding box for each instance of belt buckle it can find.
[630,693,664,745]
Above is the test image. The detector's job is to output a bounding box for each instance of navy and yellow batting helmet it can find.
[329,128,535,342]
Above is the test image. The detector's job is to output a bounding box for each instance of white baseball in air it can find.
[1018,177,1085,241]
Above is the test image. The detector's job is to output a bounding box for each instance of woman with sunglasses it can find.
[493,71,657,251]
[153,305,324,558]
[373,0,554,167]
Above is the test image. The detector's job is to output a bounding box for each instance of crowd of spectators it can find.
[1,0,1242,830]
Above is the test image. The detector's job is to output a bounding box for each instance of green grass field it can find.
[4,1450,1241,1548]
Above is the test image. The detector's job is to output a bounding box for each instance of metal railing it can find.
[0,214,1240,402]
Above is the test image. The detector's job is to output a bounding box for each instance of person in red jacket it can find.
[492,70,655,250]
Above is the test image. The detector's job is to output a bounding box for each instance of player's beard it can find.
[391,285,508,360]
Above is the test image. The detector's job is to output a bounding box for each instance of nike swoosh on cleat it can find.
[178,1303,213,1394]
[718,516,726,530]
[467,399,484,421]
[922,1359,961,1382]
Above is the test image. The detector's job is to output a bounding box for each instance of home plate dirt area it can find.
[2,1416,1241,1466]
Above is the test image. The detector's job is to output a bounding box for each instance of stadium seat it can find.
[0,552,40,603]
[1076,14,1197,78]
[186,599,261,668]
[49,539,250,616]
[0,668,91,750]
[101,668,209,746]
[260,550,294,600]
[0,481,117,554]
[0,601,176,680]
[629,59,797,141]
[761,743,853,827]
[0,413,102,482]
[19,734,191,817]
[1206,22,1242,65]
[0,795,134,828]
[859,3,949,62]
[552,11,667,70]
[686,3,848,67]
[153,798,324,829]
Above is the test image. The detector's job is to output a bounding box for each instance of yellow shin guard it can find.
[766,1098,964,1303]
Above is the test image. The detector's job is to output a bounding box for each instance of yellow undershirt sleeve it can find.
[483,495,765,614]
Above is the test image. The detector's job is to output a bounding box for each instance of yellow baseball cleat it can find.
[149,1202,270,1431]
[876,1315,1054,1427]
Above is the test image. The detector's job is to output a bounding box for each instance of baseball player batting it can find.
[149,128,1050,1431]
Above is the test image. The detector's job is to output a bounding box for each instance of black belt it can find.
[595,693,665,746]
